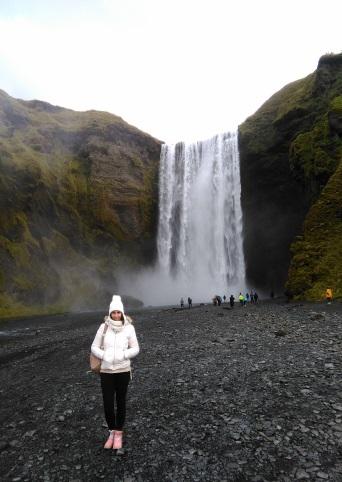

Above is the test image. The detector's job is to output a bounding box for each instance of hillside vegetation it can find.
[239,53,342,299]
[0,90,161,317]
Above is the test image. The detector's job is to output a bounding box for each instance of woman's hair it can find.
[104,311,125,322]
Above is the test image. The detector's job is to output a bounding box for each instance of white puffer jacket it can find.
[91,316,140,374]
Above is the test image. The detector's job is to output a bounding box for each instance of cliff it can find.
[239,52,342,299]
[0,90,162,316]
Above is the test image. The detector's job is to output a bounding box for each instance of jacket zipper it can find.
[113,332,116,367]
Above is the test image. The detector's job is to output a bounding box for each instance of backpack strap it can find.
[100,323,109,349]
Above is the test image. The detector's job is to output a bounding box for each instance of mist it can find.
[118,264,247,307]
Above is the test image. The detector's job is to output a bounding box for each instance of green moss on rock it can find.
[239,52,342,296]
[286,160,342,300]
[331,95,342,113]
[0,88,161,317]
[289,115,340,196]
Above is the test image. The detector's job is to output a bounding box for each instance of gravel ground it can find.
[0,300,341,482]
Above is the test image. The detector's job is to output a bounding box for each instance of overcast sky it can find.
[0,0,340,143]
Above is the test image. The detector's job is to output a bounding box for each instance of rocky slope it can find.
[239,53,342,299]
[0,90,162,316]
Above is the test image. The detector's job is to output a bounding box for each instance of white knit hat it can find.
[109,295,124,316]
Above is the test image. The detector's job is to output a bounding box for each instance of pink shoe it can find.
[104,430,115,449]
[113,430,123,449]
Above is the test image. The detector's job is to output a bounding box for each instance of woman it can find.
[91,295,140,450]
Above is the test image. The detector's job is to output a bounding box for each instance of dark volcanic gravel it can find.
[0,301,341,481]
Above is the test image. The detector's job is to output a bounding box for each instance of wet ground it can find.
[0,300,341,481]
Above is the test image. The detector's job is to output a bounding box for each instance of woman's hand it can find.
[102,351,114,363]
[114,350,125,362]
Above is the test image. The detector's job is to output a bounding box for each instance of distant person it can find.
[180,298,184,308]
[223,295,226,303]
[254,292,259,303]
[239,293,244,306]
[245,293,250,303]
[325,288,333,304]
[217,295,222,306]
[229,294,235,308]
[91,295,140,450]
[188,297,192,308]
[250,291,254,303]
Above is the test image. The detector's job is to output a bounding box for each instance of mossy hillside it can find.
[0,292,68,319]
[238,52,342,294]
[239,73,315,155]
[0,89,161,317]
[289,99,342,199]
[240,54,342,166]
[330,95,342,114]
[286,159,342,300]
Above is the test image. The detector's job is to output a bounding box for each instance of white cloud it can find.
[0,0,341,143]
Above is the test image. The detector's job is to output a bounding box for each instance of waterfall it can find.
[157,131,246,301]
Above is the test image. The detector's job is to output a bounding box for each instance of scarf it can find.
[107,317,124,332]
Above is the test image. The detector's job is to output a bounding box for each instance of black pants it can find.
[100,372,130,431]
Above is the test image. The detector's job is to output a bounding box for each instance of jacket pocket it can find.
[101,359,112,371]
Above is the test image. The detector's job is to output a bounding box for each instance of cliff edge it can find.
[239,52,342,299]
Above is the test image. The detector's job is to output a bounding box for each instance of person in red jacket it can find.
[91,295,140,450]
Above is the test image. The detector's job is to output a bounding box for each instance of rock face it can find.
[0,90,162,316]
[287,160,342,300]
[239,53,342,299]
